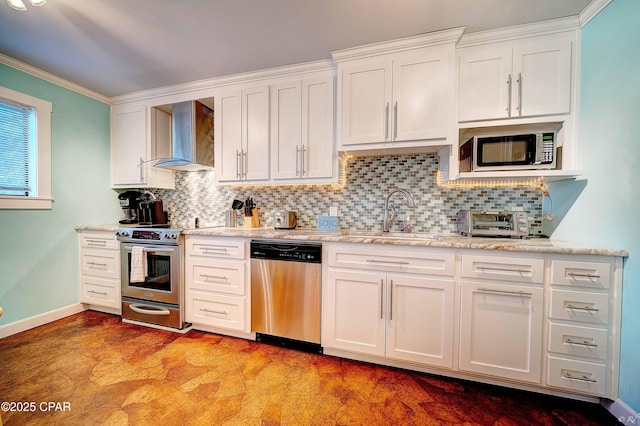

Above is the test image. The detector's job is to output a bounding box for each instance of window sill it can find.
[0,196,53,210]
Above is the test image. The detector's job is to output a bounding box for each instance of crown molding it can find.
[331,27,466,63]
[0,53,110,104]
[457,16,581,48]
[110,59,335,105]
[578,0,612,27]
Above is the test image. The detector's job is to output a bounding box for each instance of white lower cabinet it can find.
[545,256,618,397]
[323,245,455,368]
[77,231,121,313]
[320,245,623,401]
[459,280,544,383]
[184,237,250,334]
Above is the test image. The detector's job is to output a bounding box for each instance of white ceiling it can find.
[0,0,593,99]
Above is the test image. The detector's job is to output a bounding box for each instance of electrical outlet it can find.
[544,212,555,221]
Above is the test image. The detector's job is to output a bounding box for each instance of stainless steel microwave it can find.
[459,130,556,172]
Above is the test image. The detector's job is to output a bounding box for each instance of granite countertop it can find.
[75,225,628,257]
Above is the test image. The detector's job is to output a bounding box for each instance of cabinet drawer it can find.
[551,260,610,289]
[186,258,246,296]
[547,356,607,396]
[461,254,544,283]
[186,291,247,331]
[187,238,246,260]
[81,249,120,279]
[80,276,120,309]
[79,233,118,250]
[549,289,609,325]
[328,245,454,276]
[548,322,608,360]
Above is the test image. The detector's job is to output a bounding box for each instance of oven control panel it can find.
[116,228,180,243]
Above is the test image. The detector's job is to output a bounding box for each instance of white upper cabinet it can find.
[333,28,464,152]
[271,75,335,182]
[457,31,574,123]
[111,104,175,189]
[214,86,270,183]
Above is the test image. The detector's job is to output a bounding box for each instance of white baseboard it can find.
[602,398,640,425]
[0,303,86,339]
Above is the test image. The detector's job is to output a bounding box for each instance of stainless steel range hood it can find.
[154,100,214,171]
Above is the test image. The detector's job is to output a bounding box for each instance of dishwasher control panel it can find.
[250,240,322,263]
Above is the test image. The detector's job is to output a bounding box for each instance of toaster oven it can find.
[456,210,529,238]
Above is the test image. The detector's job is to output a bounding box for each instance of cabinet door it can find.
[149,108,175,189]
[459,281,543,383]
[270,81,302,179]
[323,269,385,356]
[111,105,147,186]
[386,275,454,367]
[302,76,334,179]
[214,90,243,182]
[393,50,448,141]
[242,86,270,181]
[513,39,572,117]
[340,61,392,146]
[457,46,512,122]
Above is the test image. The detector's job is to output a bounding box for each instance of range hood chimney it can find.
[155,100,214,171]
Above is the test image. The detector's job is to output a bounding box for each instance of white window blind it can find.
[0,98,35,196]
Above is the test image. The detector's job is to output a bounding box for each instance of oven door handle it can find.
[142,248,174,253]
[129,303,171,316]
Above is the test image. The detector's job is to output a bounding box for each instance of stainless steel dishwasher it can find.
[250,240,322,353]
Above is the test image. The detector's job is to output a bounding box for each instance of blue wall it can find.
[551,0,640,411]
[0,65,120,325]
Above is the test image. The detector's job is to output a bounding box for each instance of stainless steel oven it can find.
[117,227,188,330]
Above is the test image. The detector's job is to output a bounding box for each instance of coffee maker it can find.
[118,191,141,224]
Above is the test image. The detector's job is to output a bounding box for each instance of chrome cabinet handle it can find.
[477,265,530,274]
[562,372,597,383]
[202,247,228,253]
[384,102,389,140]
[564,338,598,348]
[86,239,107,246]
[139,157,144,182]
[88,262,107,267]
[296,145,300,176]
[200,274,227,281]
[201,308,228,315]
[88,290,108,296]
[516,72,522,116]
[506,74,512,116]
[301,145,306,176]
[389,279,394,321]
[366,259,409,266]
[242,150,248,179]
[393,101,398,140]
[380,279,384,320]
[478,287,533,297]
[566,304,600,312]
[236,150,242,179]
[567,272,601,279]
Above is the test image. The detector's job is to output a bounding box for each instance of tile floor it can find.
[0,311,619,425]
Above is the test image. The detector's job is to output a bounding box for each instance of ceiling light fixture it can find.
[7,0,46,11]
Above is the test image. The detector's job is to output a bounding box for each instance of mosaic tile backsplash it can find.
[155,153,543,235]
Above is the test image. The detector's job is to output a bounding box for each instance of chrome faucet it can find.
[383,188,416,232]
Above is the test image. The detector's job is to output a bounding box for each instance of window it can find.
[0,86,52,209]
